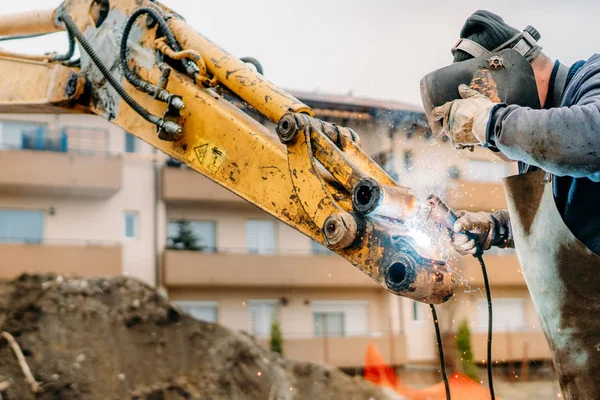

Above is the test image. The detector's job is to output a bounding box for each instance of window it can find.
[312,300,368,337]
[246,220,276,254]
[314,312,345,337]
[125,133,137,153]
[167,220,216,252]
[0,209,44,243]
[249,299,279,337]
[175,301,218,323]
[0,121,48,150]
[311,240,332,255]
[124,211,139,239]
[412,301,422,321]
[477,298,525,332]
[403,150,414,172]
[466,159,508,183]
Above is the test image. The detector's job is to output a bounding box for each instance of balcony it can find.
[459,253,525,288]
[0,150,122,197]
[163,250,378,288]
[0,240,122,280]
[471,330,551,362]
[258,334,407,368]
[448,180,507,212]
[162,166,245,205]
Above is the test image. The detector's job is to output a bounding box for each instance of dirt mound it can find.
[0,274,397,400]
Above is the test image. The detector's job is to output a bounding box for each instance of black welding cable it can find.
[430,304,451,400]
[478,254,495,400]
[59,12,162,127]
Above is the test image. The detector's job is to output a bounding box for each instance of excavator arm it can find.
[0,0,455,303]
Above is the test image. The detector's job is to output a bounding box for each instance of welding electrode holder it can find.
[426,194,483,257]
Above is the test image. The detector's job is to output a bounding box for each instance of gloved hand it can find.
[431,84,496,148]
[451,211,495,255]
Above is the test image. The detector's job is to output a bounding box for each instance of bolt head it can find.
[322,213,357,250]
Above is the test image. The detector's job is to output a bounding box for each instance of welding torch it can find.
[426,194,483,257]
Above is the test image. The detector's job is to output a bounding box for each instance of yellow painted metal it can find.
[0,57,85,113]
[310,129,366,192]
[0,50,51,63]
[167,18,313,123]
[0,9,61,37]
[154,37,208,77]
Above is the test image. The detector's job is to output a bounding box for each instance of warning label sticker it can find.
[194,139,226,173]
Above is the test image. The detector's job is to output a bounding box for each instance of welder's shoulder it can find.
[565,55,600,103]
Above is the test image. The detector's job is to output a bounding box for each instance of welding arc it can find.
[430,304,451,400]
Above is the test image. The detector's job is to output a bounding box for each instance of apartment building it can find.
[0,91,551,369]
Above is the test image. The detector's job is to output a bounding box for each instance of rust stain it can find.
[470,69,502,103]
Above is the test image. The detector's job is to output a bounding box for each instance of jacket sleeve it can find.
[490,72,600,181]
[490,210,514,249]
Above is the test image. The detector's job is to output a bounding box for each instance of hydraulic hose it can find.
[59,12,181,136]
[120,7,183,95]
[51,28,75,62]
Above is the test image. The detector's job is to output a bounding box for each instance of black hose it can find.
[51,28,76,62]
[240,56,264,75]
[0,32,52,41]
[0,29,75,62]
[120,7,184,95]
[59,12,160,126]
[430,304,451,400]
[478,254,495,400]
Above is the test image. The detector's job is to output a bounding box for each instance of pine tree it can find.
[456,319,479,381]
[270,320,284,356]
[168,220,202,251]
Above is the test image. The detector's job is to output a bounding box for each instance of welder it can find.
[423,11,600,399]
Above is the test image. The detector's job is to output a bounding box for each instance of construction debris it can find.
[0,274,399,400]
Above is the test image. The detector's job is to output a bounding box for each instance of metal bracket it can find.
[278,113,357,250]
[157,95,183,141]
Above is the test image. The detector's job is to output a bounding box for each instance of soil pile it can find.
[0,274,399,400]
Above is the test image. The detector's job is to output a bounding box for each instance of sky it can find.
[2,0,599,106]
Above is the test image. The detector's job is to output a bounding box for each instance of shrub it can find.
[456,319,478,381]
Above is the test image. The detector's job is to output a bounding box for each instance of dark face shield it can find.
[420,49,541,136]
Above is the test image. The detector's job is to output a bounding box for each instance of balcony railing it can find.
[0,147,122,197]
[256,332,407,368]
[0,125,112,156]
[162,249,377,288]
[0,238,122,280]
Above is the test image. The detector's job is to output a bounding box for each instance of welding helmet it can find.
[420,26,543,135]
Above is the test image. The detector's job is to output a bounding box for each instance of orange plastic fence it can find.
[364,341,494,400]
